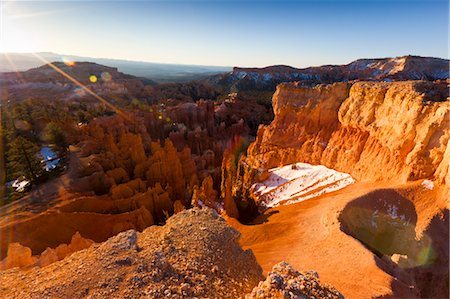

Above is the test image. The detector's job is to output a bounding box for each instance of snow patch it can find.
[40,147,61,171]
[371,210,379,228]
[11,179,31,192]
[421,180,434,190]
[387,204,399,219]
[252,162,355,209]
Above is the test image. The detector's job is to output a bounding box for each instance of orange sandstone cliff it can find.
[230,80,449,298]
[245,81,449,185]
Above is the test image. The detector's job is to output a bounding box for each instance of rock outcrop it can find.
[0,232,93,270]
[233,80,449,298]
[245,81,449,185]
[0,208,346,298]
[0,208,265,298]
[246,261,344,299]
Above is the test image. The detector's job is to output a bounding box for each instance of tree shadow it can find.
[247,209,280,225]
[254,171,289,191]
[339,189,418,257]
[374,209,449,299]
[338,189,449,298]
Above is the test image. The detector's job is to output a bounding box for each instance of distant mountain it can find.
[208,56,449,92]
[0,61,156,102]
[0,61,224,104]
[0,52,231,83]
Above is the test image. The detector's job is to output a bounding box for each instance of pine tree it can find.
[42,122,67,150]
[7,136,42,181]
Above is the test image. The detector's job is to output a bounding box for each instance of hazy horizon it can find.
[0,0,448,68]
[3,51,449,70]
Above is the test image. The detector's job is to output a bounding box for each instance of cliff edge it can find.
[246,80,449,185]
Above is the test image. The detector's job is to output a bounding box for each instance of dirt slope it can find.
[230,182,448,299]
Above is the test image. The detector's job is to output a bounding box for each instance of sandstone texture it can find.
[246,81,449,185]
[246,261,344,299]
[0,232,93,270]
[0,95,255,258]
[0,208,265,298]
[230,79,449,298]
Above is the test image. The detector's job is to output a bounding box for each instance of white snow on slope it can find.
[421,179,434,190]
[252,163,355,209]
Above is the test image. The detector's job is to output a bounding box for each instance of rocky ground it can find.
[0,208,347,298]
[0,208,261,298]
[246,261,344,299]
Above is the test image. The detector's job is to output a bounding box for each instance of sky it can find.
[0,0,448,67]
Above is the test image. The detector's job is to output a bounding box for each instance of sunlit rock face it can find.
[0,232,93,270]
[235,79,449,298]
[230,80,448,221]
[245,80,449,184]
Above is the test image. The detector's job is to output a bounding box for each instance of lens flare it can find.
[31,53,128,120]
[416,243,436,267]
[101,72,112,82]
[89,75,97,83]
[62,57,75,67]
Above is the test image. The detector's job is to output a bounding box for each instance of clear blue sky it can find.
[1,0,448,67]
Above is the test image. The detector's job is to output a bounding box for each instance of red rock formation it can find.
[0,209,265,298]
[245,81,449,186]
[0,243,36,270]
[0,94,258,260]
[0,232,93,270]
[232,80,449,298]
[191,176,218,208]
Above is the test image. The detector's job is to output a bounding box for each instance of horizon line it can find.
[1,51,448,70]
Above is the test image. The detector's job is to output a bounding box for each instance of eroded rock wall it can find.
[0,232,94,270]
[246,81,449,184]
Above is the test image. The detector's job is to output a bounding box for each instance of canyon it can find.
[230,79,449,298]
[0,56,448,298]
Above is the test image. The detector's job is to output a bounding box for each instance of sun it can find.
[0,2,37,53]
[0,30,36,53]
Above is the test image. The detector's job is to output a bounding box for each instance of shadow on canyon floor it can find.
[249,209,280,225]
[374,209,449,299]
[338,189,449,298]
